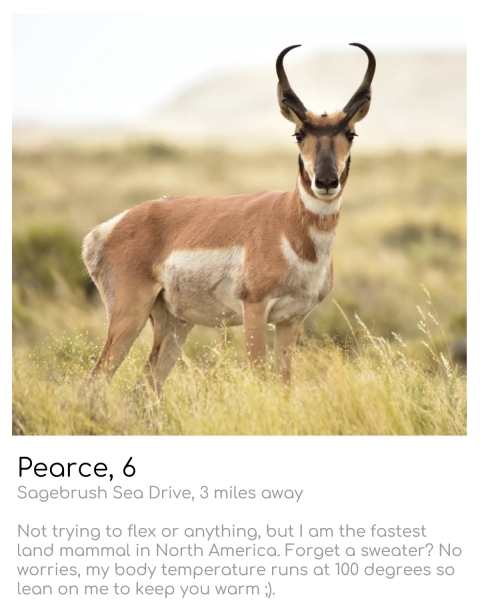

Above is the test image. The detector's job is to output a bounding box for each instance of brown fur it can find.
[100,188,338,304]
[83,59,371,390]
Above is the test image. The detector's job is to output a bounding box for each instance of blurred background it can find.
[12,14,466,365]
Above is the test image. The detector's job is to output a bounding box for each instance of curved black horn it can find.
[342,43,376,121]
[276,45,308,122]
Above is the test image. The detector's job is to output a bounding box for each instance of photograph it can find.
[12,14,466,436]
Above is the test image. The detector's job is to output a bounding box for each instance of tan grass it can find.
[12,141,466,436]
[12,303,466,436]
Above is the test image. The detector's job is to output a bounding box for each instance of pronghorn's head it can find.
[277,43,376,202]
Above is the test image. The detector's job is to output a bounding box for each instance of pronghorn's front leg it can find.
[274,318,304,384]
[242,300,268,370]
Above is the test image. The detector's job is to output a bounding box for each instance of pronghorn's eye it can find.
[293,131,305,143]
[346,131,357,143]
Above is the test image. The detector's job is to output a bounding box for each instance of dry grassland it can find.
[12,140,466,435]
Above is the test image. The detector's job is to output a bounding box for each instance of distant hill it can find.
[140,51,466,149]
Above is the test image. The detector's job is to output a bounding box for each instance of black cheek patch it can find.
[298,154,305,176]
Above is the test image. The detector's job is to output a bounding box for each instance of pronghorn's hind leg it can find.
[90,281,159,382]
[144,298,194,394]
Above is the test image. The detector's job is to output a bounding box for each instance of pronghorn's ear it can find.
[348,99,371,124]
[277,87,305,125]
[276,45,307,126]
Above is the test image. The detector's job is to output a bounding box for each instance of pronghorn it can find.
[82,43,375,390]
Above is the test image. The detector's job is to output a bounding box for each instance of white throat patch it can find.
[281,227,335,269]
[297,177,342,216]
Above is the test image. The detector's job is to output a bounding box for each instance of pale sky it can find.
[13,13,466,126]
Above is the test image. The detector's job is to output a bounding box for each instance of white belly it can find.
[160,248,245,326]
[159,233,333,327]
